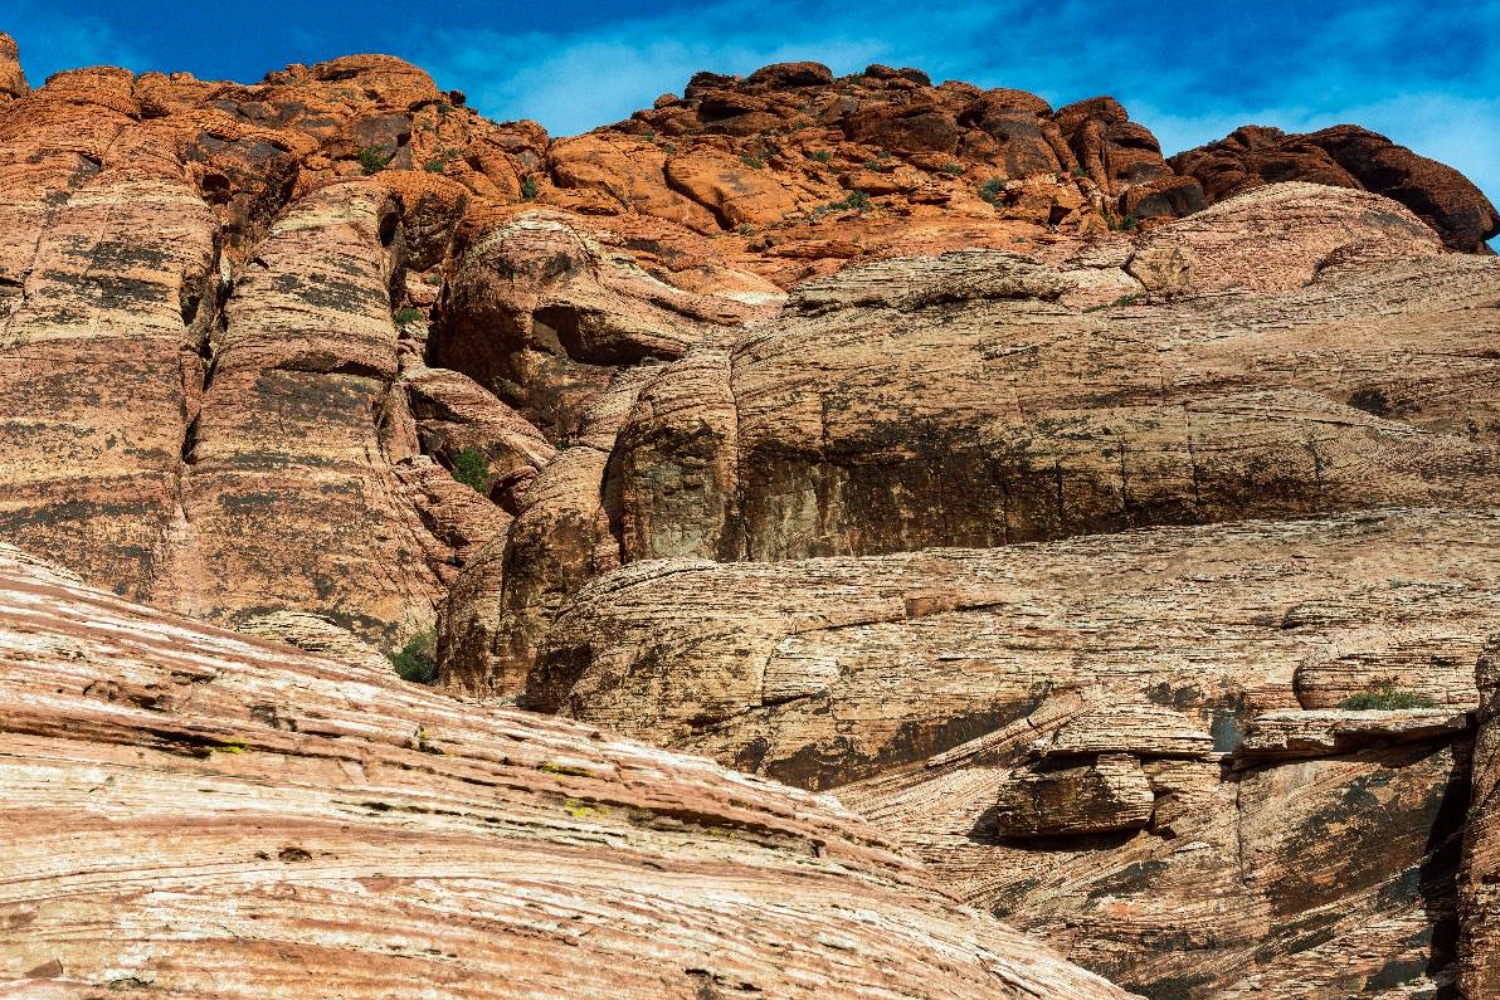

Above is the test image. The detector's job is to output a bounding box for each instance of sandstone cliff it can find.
[3,30,1500,1000]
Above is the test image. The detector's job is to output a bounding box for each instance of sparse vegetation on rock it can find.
[1338,682,1439,711]
[388,629,438,683]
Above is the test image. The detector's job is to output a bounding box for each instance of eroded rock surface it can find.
[4,31,1500,1000]
[1172,124,1500,254]
[0,544,1137,1000]
[433,187,1500,697]
[535,508,1497,996]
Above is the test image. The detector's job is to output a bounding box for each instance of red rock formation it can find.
[436,184,1498,699]
[1171,124,1500,253]
[0,544,1137,1000]
[3,31,1500,999]
[0,33,26,101]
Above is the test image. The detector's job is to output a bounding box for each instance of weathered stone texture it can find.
[0,545,1136,1000]
[535,509,1497,996]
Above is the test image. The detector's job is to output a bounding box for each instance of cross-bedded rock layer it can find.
[441,184,1500,696]
[0,544,1137,1000]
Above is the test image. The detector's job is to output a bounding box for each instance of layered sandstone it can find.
[0,544,1136,1000]
[604,183,1488,575]
[4,32,1500,1000]
[0,33,26,101]
[443,185,1500,696]
[1461,639,1500,997]
[1,32,1495,657]
[533,508,1496,997]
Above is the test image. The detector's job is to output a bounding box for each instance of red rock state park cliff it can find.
[2,31,1500,1000]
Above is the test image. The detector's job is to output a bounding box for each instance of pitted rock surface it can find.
[3,31,1500,1000]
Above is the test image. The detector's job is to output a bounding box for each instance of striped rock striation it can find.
[5,29,1500,1000]
[442,183,1500,696]
[0,544,1137,1000]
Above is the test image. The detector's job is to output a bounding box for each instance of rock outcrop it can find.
[0,32,26,101]
[429,212,775,440]
[441,187,1499,697]
[0,544,1137,1000]
[4,30,1500,1000]
[1171,124,1500,254]
[533,508,1496,996]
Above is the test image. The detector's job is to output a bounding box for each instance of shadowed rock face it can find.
[0,544,1138,1000]
[1461,638,1500,997]
[1172,124,1500,254]
[429,212,773,441]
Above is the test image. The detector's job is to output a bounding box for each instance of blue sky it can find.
[5,0,1498,221]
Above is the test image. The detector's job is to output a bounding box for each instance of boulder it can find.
[0,32,27,101]
[746,61,835,88]
[995,754,1156,837]
[1172,124,1500,253]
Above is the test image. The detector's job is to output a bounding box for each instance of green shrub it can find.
[941,163,965,176]
[1338,682,1438,711]
[1107,212,1141,232]
[809,150,833,163]
[520,177,539,201]
[978,177,1005,205]
[388,630,438,684]
[356,146,392,175]
[450,447,491,493]
[394,307,424,325]
[815,190,872,215]
[424,148,460,173]
[862,159,890,173]
[740,153,766,170]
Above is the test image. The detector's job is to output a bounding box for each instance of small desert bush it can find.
[449,448,491,493]
[1338,682,1438,711]
[356,146,392,175]
[388,630,438,684]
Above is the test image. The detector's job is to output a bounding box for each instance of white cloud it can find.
[5,5,149,83]
[424,27,887,135]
